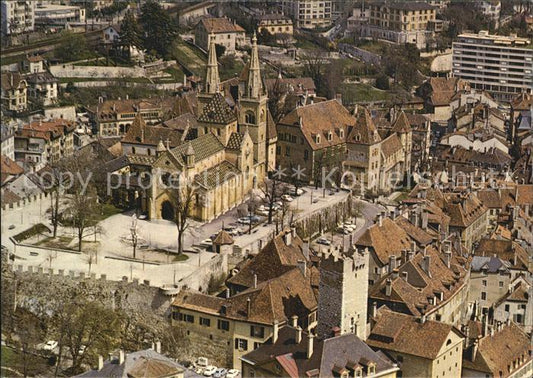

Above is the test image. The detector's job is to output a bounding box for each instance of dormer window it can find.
[327,131,333,141]
[367,363,376,375]
[339,129,344,138]
[355,134,361,142]
[354,367,363,378]
[316,135,321,144]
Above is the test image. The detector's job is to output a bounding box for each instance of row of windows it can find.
[173,312,230,331]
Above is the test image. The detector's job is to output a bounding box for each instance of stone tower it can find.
[317,248,369,341]
[238,31,268,183]
[198,33,220,116]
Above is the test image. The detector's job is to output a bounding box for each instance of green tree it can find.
[139,0,178,58]
[119,10,142,60]
[215,43,226,59]
[375,74,390,90]
[56,32,89,62]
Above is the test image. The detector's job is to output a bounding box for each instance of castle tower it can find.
[198,33,220,116]
[317,248,369,341]
[238,31,268,183]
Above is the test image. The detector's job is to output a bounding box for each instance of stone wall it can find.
[294,194,353,239]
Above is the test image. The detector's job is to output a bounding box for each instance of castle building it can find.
[317,248,369,341]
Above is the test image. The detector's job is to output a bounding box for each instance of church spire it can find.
[205,33,220,94]
[247,31,263,98]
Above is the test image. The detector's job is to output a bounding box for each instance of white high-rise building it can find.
[1,0,36,36]
[452,31,533,101]
[281,0,332,29]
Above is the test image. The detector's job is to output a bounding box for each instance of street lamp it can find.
[130,214,138,259]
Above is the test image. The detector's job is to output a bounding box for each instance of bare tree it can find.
[65,184,101,252]
[168,176,197,255]
[300,49,327,97]
[260,176,287,224]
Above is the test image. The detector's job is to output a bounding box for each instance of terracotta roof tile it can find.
[347,107,381,145]
[198,18,245,33]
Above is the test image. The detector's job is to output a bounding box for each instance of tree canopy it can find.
[139,0,178,58]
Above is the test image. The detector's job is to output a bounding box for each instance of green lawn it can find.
[95,204,123,222]
[172,40,207,76]
[173,254,189,262]
[1,346,51,377]
[340,83,390,104]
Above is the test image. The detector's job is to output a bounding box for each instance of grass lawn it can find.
[340,83,390,104]
[220,60,245,81]
[172,40,207,76]
[1,346,51,377]
[34,236,73,249]
[173,254,189,262]
[95,204,123,223]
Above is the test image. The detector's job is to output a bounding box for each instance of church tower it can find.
[198,33,220,116]
[238,32,268,183]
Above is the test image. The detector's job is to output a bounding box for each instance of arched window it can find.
[260,109,265,122]
[245,111,256,124]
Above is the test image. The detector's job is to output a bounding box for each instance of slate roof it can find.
[462,322,531,376]
[26,72,58,84]
[474,239,530,272]
[278,100,354,150]
[470,256,509,273]
[76,348,196,378]
[347,107,381,145]
[367,309,461,360]
[173,267,317,325]
[242,327,397,377]
[198,92,237,124]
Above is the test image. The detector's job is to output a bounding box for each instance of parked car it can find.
[238,217,251,224]
[8,225,15,230]
[200,239,213,247]
[294,188,304,196]
[316,237,331,246]
[226,369,241,378]
[281,194,293,202]
[337,227,351,235]
[213,368,228,378]
[203,365,217,376]
[42,340,58,351]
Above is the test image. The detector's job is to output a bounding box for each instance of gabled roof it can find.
[1,72,27,91]
[194,161,240,189]
[227,229,307,289]
[226,132,246,150]
[462,322,531,376]
[121,114,184,147]
[394,216,434,246]
[242,327,397,377]
[380,134,403,159]
[347,107,381,145]
[197,17,245,34]
[443,192,488,228]
[391,112,412,133]
[167,132,225,166]
[278,100,354,150]
[198,92,237,124]
[355,218,413,266]
[474,239,530,272]
[173,267,317,325]
[367,309,461,360]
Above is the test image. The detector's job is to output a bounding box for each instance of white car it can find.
[281,194,293,202]
[200,239,213,247]
[226,369,241,378]
[316,237,331,246]
[42,340,58,351]
[203,365,217,376]
[294,188,304,196]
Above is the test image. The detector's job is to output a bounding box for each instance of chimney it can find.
[444,251,452,269]
[411,241,417,254]
[155,341,161,354]
[402,271,408,282]
[385,279,392,296]
[119,350,125,364]
[392,268,399,279]
[378,214,383,227]
[335,93,342,105]
[489,325,495,337]
[253,273,257,289]
[482,315,489,337]
[302,241,310,260]
[471,339,479,362]
[298,259,307,277]
[295,326,302,344]
[291,315,298,328]
[420,314,426,324]
[422,255,431,277]
[407,249,414,261]
[247,298,251,317]
[225,288,230,298]
[421,210,428,230]
[388,255,396,273]
[98,355,104,371]
[371,302,378,318]
[284,230,292,246]
[306,333,314,359]
[273,320,279,343]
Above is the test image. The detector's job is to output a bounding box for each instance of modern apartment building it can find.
[452,31,533,101]
[1,0,36,35]
[362,1,438,49]
[281,0,332,29]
